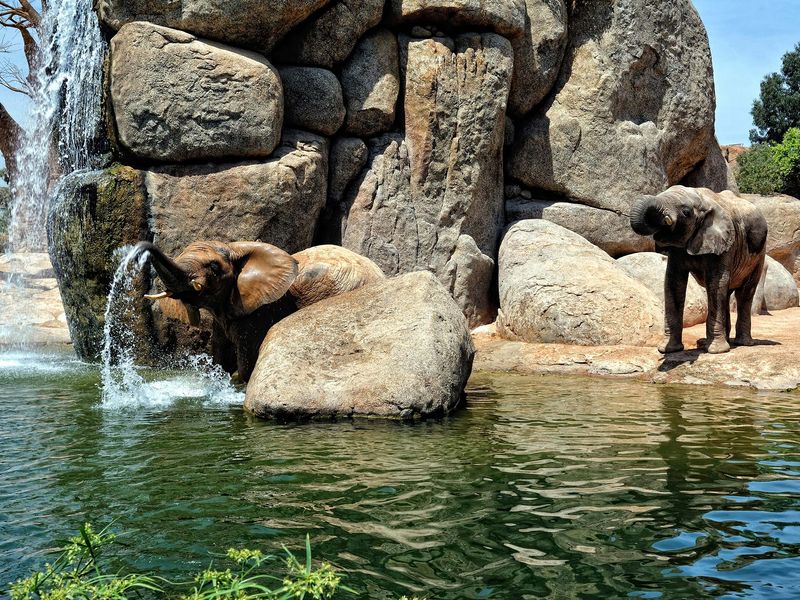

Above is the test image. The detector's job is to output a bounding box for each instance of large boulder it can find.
[97,0,330,53]
[47,166,152,359]
[616,252,707,327]
[763,256,799,311]
[508,0,568,116]
[271,0,385,68]
[497,220,663,345]
[681,137,739,193]
[146,132,328,256]
[342,34,513,326]
[341,29,401,137]
[742,194,800,284]
[388,0,526,38]
[110,22,282,163]
[508,0,716,213]
[506,195,654,257]
[244,271,474,420]
[279,67,345,136]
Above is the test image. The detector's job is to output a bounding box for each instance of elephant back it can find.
[289,245,386,308]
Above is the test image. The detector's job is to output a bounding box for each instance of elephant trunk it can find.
[630,195,675,236]
[135,241,192,295]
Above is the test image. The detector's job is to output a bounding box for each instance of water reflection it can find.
[0,360,799,598]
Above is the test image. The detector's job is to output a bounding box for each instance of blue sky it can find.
[0,1,798,164]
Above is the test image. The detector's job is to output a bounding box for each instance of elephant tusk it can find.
[191,279,203,291]
[663,215,674,227]
[144,291,170,300]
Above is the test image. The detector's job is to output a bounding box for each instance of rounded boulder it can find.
[498,220,663,346]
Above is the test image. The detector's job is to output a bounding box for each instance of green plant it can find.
[8,525,358,600]
[772,127,800,197]
[736,142,784,195]
[751,43,800,144]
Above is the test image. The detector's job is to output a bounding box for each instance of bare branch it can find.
[0,101,21,183]
[19,25,36,73]
[17,0,39,28]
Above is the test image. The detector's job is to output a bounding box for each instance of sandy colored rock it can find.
[508,0,568,116]
[341,29,401,137]
[442,235,497,328]
[271,0,385,68]
[342,34,513,324]
[97,0,330,53]
[741,194,800,283]
[328,138,368,204]
[497,220,663,346]
[506,196,654,257]
[111,22,282,163]
[279,67,345,136]
[389,0,526,37]
[682,137,739,193]
[616,252,707,327]
[473,307,800,392]
[763,256,799,311]
[508,0,716,213]
[245,271,474,420]
[0,257,70,346]
[147,132,328,257]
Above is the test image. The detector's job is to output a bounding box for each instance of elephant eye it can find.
[681,207,692,217]
[208,262,221,276]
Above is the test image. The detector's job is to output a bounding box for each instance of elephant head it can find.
[135,240,298,323]
[630,185,734,255]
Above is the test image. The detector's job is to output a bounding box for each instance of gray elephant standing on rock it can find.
[135,241,385,382]
[630,186,768,354]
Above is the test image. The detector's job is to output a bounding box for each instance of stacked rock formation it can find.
[51,0,735,360]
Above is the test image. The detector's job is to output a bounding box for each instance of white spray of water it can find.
[8,0,105,252]
[100,246,244,409]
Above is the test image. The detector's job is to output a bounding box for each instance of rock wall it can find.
[51,0,733,358]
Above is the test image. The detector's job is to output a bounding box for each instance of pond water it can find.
[1,349,799,598]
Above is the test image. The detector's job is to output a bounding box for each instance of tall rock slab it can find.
[97,0,330,53]
[508,0,716,213]
[110,22,283,163]
[342,34,513,327]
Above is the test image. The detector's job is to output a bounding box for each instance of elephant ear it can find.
[158,297,201,327]
[687,195,735,256]
[228,242,298,314]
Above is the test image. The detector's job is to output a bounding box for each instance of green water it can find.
[2,350,800,598]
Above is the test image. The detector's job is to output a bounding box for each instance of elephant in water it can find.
[134,241,385,381]
[630,186,767,355]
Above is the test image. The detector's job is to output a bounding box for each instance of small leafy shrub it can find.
[7,524,359,600]
[736,128,800,197]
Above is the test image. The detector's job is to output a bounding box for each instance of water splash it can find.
[8,0,105,252]
[100,246,243,409]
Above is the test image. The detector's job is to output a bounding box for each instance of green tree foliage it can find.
[737,128,800,197]
[750,43,800,144]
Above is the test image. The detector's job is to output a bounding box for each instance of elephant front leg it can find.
[659,255,689,354]
[733,258,764,346]
[704,267,731,354]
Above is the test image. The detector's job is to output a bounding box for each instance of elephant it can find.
[134,240,385,381]
[630,186,768,354]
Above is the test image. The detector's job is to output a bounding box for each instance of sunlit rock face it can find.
[341,34,513,327]
[110,22,283,163]
[508,0,719,213]
[97,0,331,52]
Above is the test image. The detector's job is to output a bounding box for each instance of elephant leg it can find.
[212,320,237,374]
[659,255,689,354]
[733,258,764,346]
[705,267,731,354]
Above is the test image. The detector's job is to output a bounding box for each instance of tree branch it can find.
[0,101,21,183]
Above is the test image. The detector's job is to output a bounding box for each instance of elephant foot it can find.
[658,339,684,354]
[706,338,731,354]
[732,335,755,347]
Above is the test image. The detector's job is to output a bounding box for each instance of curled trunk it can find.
[135,241,191,294]
[630,196,673,236]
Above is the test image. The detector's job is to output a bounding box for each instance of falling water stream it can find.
[8,0,105,251]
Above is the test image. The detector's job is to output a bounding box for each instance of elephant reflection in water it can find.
[630,186,768,355]
[135,241,385,382]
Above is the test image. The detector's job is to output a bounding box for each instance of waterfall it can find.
[7,0,105,252]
